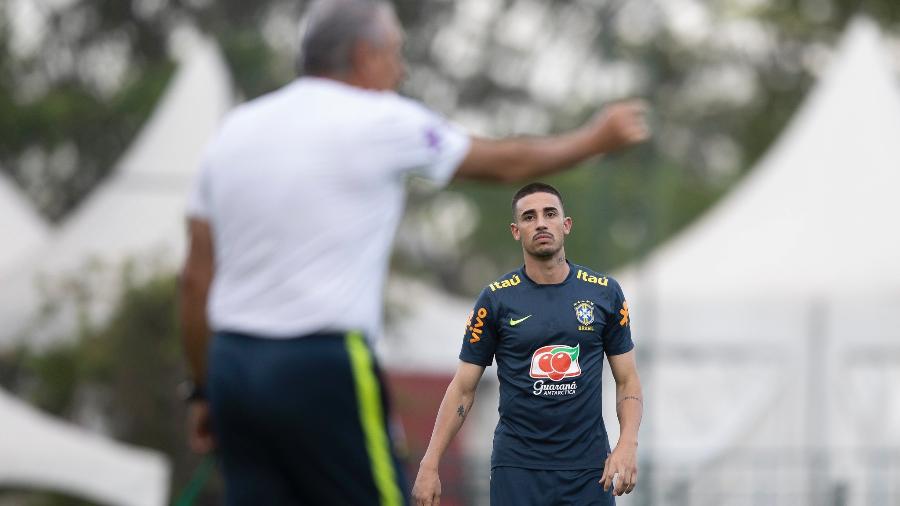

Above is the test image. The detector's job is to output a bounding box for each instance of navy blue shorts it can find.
[490,466,614,506]
[208,331,408,505]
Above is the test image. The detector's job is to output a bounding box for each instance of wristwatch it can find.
[178,380,207,402]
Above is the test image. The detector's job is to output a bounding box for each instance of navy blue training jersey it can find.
[459,262,633,470]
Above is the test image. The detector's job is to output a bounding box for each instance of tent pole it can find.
[806,298,829,506]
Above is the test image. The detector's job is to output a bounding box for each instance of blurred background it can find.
[1,0,900,505]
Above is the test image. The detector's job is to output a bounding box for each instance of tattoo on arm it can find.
[457,405,466,419]
[616,395,643,407]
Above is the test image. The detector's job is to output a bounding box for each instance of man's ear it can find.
[510,223,520,241]
[350,40,374,79]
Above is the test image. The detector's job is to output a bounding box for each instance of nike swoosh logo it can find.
[510,315,533,326]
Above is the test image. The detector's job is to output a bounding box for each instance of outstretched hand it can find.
[591,100,651,154]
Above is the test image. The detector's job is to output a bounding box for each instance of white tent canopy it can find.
[41,35,233,275]
[0,172,48,277]
[0,35,233,348]
[377,277,473,373]
[0,389,169,506]
[614,17,900,505]
[621,16,900,300]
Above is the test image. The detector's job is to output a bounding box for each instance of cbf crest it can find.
[573,300,595,331]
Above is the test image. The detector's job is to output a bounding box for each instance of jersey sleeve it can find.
[377,94,471,187]
[602,279,634,356]
[458,288,500,366]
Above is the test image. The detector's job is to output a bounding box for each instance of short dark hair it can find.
[511,182,564,220]
[298,0,391,76]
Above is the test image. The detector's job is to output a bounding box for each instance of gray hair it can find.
[298,0,392,76]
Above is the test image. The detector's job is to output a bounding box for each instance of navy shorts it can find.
[490,466,614,506]
[208,331,408,505]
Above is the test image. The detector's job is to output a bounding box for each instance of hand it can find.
[187,400,216,454]
[590,100,650,153]
[599,442,638,496]
[412,464,441,506]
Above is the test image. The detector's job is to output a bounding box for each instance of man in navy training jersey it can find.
[180,0,649,504]
[413,182,644,506]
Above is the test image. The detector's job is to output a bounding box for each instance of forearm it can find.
[501,127,604,180]
[179,273,211,385]
[615,378,643,447]
[454,100,648,183]
[419,380,478,470]
[462,127,602,183]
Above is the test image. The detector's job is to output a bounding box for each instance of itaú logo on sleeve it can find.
[529,344,581,382]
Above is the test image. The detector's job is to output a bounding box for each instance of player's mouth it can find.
[533,233,553,242]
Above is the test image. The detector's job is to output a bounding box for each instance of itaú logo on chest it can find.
[529,344,581,381]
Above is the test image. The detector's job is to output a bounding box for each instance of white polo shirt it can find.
[187,77,470,340]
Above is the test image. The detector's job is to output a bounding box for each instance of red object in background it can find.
[386,372,468,506]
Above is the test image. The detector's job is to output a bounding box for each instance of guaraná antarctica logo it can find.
[530,344,581,381]
[530,344,581,396]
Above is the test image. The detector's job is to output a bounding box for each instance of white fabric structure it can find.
[0,37,233,505]
[0,36,233,348]
[0,173,49,275]
[378,277,474,372]
[0,389,169,506]
[612,17,900,505]
[47,36,232,274]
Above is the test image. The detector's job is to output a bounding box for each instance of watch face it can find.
[179,380,206,402]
